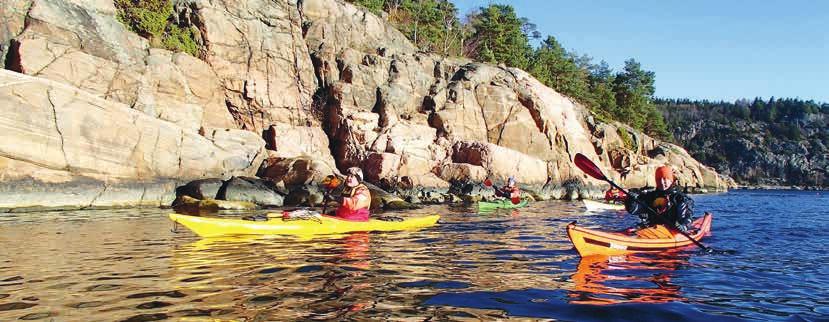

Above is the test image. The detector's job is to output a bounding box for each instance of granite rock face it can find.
[0,0,731,211]
[0,70,264,210]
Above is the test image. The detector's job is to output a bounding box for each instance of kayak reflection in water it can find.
[569,253,687,305]
[625,166,695,233]
[319,232,373,318]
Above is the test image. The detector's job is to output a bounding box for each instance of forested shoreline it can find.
[658,98,829,188]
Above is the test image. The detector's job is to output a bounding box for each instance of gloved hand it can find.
[637,211,649,222]
[626,189,640,201]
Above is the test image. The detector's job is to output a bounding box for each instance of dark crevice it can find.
[4,39,23,72]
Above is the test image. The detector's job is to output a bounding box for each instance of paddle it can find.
[573,153,710,252]
[321,175,343,214]
[483,178,521,204]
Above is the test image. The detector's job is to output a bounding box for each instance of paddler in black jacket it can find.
[625,165,695,233]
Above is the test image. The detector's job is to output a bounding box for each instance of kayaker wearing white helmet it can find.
[494,176,521,201]
[335,167,372,221]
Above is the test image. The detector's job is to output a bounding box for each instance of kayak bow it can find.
[582,199,625,211]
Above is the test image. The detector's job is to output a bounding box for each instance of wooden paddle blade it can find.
[574,153,607,181]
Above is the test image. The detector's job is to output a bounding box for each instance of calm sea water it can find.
[0,190,826,321]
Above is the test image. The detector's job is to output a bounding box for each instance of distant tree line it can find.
[657,97,829,187]
[658,97,829,142]
[657,97,828,123]
[347,0,670,138]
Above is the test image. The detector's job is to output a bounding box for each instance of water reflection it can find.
[1,193,827,320]
[168,232,411,320]
[569,253,688,305]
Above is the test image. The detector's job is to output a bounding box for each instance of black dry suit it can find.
[624,186,695,232]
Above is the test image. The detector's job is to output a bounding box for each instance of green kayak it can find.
[478,198,529,211]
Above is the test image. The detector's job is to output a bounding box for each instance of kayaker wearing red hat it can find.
[625,165,695,233]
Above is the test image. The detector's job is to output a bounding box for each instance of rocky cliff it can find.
[0,0,731,211]
[662,106,828,189]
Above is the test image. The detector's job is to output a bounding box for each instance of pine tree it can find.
[465,4,531,69]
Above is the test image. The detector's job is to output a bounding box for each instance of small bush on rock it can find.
[115,0,201,56]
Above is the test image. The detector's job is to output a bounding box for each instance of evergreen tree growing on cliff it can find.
[349,0,385,15]
[390,0,463,56]
[587,60,617,121]
[348,0,464,56]
[464,4,532,69]
[613,60,654,127]
[529,36,591,106]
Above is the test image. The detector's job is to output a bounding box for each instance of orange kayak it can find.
[566,213,713,257]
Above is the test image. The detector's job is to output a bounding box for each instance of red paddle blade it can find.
[484,178,493,187]
[574,153,608,181]
[511,197,521,204]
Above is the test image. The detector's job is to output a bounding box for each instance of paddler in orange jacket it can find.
[334,167,372,221]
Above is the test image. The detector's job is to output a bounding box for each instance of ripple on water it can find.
[295,265,324,273]
[120,313,169,322]
[18,312,56,320]
[247,295,281,305]
[135,301,173,309]
[259,267,286,274]
[0,302,37,311]
[398,280,470,289]
[85,284,122,292]
[125,290,186,299]
[179,276,209,283]
[172,308,221,317]
[67,300,107,309]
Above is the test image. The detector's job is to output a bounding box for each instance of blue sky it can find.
[455,1,828,102]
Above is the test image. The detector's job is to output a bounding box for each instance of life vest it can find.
[336,184,371,221]
[604,188,626,203]
[509,186,521,199]
[497,185,521,199]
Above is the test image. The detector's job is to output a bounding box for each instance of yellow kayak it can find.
[169,213,440,238]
